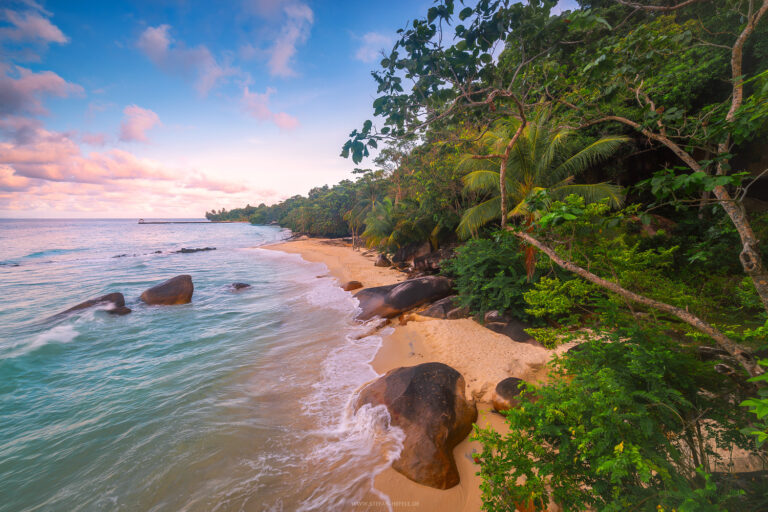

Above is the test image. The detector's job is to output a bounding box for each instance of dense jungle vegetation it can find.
[209,0,768,509]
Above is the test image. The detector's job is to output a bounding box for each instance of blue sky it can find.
[0,0,578,217]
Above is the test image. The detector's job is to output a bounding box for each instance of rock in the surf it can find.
[230,282,251,291]
[341,280,363,291]
[355,276,453,320]
[492,377,524,413]
[174,247,216,254]
[140,275,193,305]
[58,292,131,316]
[355,362,477,489]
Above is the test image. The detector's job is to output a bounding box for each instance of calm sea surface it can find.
[0,219,402,511]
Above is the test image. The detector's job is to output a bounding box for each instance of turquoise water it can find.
[0,220,402,511]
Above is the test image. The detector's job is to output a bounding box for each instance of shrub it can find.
[442,231,536,320]
[473,329,755,512]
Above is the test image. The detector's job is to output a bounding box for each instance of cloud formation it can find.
[354,32,393,63]
[0,64,83,115]
[137,24,233,95]
[0,8,68,45]
[119,105,161,143]
[241,86,299,130]
[268,2,313,77]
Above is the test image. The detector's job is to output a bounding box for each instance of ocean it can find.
[0,219,403,511]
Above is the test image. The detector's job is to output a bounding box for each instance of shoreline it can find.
[263,238,564,512]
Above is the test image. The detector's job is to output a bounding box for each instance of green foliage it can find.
[741,358,768,446]
[473,330,754,512]
[442,231,536,319]
[524,276,599,324]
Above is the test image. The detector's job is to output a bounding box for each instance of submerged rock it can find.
[355,276,453,320]
[140,275,193,305]
[341,280,363,291]
[492,377,524,413]
[58,292,131,316]
[355,362,477,489]
[230,282,251,291]
[175,247,216,254]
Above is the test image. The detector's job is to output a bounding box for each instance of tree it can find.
[456,114,627,239]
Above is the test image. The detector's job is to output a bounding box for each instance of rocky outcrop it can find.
[355,362,477,489]
[355,276,453,320]
[446,305,471,319]
[419,295,459,319]
[413,247,455,272]
[58,292,131,316]
[140,275,193,305]
[175,247,216,253]
[391,242,432,266]
[485,318,539,345]
[492,377,524,412]
[374,254,392,267]
[230,282,251,290]
[342,280,363,291]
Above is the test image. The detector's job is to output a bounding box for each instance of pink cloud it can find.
[0,64,83,115]
[268,3,313,77]
[136,24,234,96]
[241,86,299,130]
[0,9,68,44]
[81,132,107,146]
[119,105,160,143]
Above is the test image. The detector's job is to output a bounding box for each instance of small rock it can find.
[485,320,538,344]
[484,310,506,323]
[492,377,524,412]
[374,254,392,267]
[342,280,363,291]
[231,282,251,290]
[140,275,193,305]
[446,306,471,319]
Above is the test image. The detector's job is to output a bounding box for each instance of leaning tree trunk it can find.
[513,229,764,378]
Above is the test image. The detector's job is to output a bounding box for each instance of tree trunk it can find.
[512,229,764,378]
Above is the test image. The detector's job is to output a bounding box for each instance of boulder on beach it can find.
[485,319,539,345]
[58,292,131,316]
[419,295,459,319]
[391,241,431,266]
[355,362,477,489]
[413,247,455,272]
[341,280,363,291]
[140,275,193,305]
[355,275,453,320]
[492,377,524,413]
[230,282,251,291]
[374,254,392,267]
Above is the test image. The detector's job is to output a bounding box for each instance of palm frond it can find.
[462,170,501,194]
[550,136,630,180]
[550,182,625,208]
[457,196,502,239]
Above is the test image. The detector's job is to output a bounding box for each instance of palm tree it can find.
[457,117,629,240]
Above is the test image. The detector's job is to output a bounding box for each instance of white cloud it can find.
[354,32,393,63]
[0,64,83,115]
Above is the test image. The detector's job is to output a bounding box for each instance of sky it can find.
[0,0,577,218]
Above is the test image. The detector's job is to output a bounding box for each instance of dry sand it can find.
[264,238,566,512]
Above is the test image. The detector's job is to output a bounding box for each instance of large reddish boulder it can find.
[355,276,453,320]
[342,280,363,291]
[140,275,193,305]
[355,362,477,489]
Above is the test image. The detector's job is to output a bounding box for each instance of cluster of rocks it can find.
[372,242,455,275]
[54,274,250,318]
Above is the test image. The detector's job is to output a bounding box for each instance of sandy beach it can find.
[265,238,564,512]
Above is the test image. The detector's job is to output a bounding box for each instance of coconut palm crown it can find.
[456,117,629,239]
